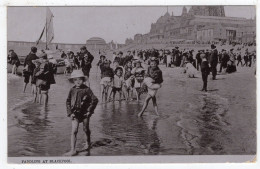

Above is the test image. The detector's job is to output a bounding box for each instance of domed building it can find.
[86,37,107,50]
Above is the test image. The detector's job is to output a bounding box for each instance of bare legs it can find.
[65,117,91,156]
[65,119,79,156]
[138,94,159,117]
[23,83,28,93]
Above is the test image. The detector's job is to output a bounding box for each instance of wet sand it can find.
[7,63,256,156]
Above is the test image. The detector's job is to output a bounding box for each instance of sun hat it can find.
[69,70,87,82]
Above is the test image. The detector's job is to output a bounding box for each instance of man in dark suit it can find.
[209,44,218,80]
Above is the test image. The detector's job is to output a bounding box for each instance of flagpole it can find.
[46,7,48,50]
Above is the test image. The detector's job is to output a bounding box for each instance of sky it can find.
[7,6,256,44]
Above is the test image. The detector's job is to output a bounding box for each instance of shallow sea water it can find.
[7,66,256,156]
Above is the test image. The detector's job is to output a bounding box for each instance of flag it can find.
[46,7,54,45]
[36,26,45,45]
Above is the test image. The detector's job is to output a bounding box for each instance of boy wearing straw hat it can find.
[65,70,98,156]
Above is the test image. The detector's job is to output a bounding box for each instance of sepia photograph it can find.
[4,4,257,164]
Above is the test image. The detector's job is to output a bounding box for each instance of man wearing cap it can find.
[209,44,218,80]
[23,47,39,92]
[79,46,94,77]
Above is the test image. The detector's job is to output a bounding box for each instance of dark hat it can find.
[115,67,123,72]
[100,55,106,59]
[118,51,123,55]
[222,49,226,52]
[211,44,216,49]
[31,46,37,53]
[80,46,87,50]
[175,46,179,49]
[230,48,234,51]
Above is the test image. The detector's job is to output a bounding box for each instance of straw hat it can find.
[69,70,87,81]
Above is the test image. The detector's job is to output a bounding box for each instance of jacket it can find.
[209,49,218,65]
[201,60,210,75]
[24,52,39,73]
[66,84,99,117]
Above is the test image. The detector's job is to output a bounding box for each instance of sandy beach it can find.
[7,60,256,156]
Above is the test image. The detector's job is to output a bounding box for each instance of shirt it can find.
[113,75,123,88]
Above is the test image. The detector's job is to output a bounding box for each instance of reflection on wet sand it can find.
[98,102,161,155]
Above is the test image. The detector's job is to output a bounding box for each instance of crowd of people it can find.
[7,42,256,156]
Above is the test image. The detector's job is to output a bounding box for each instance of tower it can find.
[182,6,187,16]
[188,6,225,17]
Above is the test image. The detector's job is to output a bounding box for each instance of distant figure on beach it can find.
[138,57,163,117]
[23,47,38,93]
[200,53,210,92]
[185,62,199,78]
[226,49,237,73]
[65,70,98,156]
[209,44,218,80]
[8,49,20,75]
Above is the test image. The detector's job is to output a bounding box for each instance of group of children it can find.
[97,55,163,105]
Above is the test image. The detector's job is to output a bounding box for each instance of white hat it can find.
[69,70,87,80]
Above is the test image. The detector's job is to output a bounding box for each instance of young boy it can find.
[123,60,134,101]
[65,70,98,156]
[200,53,210,92]
[31,59,41,103]
[131,60,145,101]
[107,67,124,101]
[138,57,163,117]
[64,56,72,75]
[100,60,114,102]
